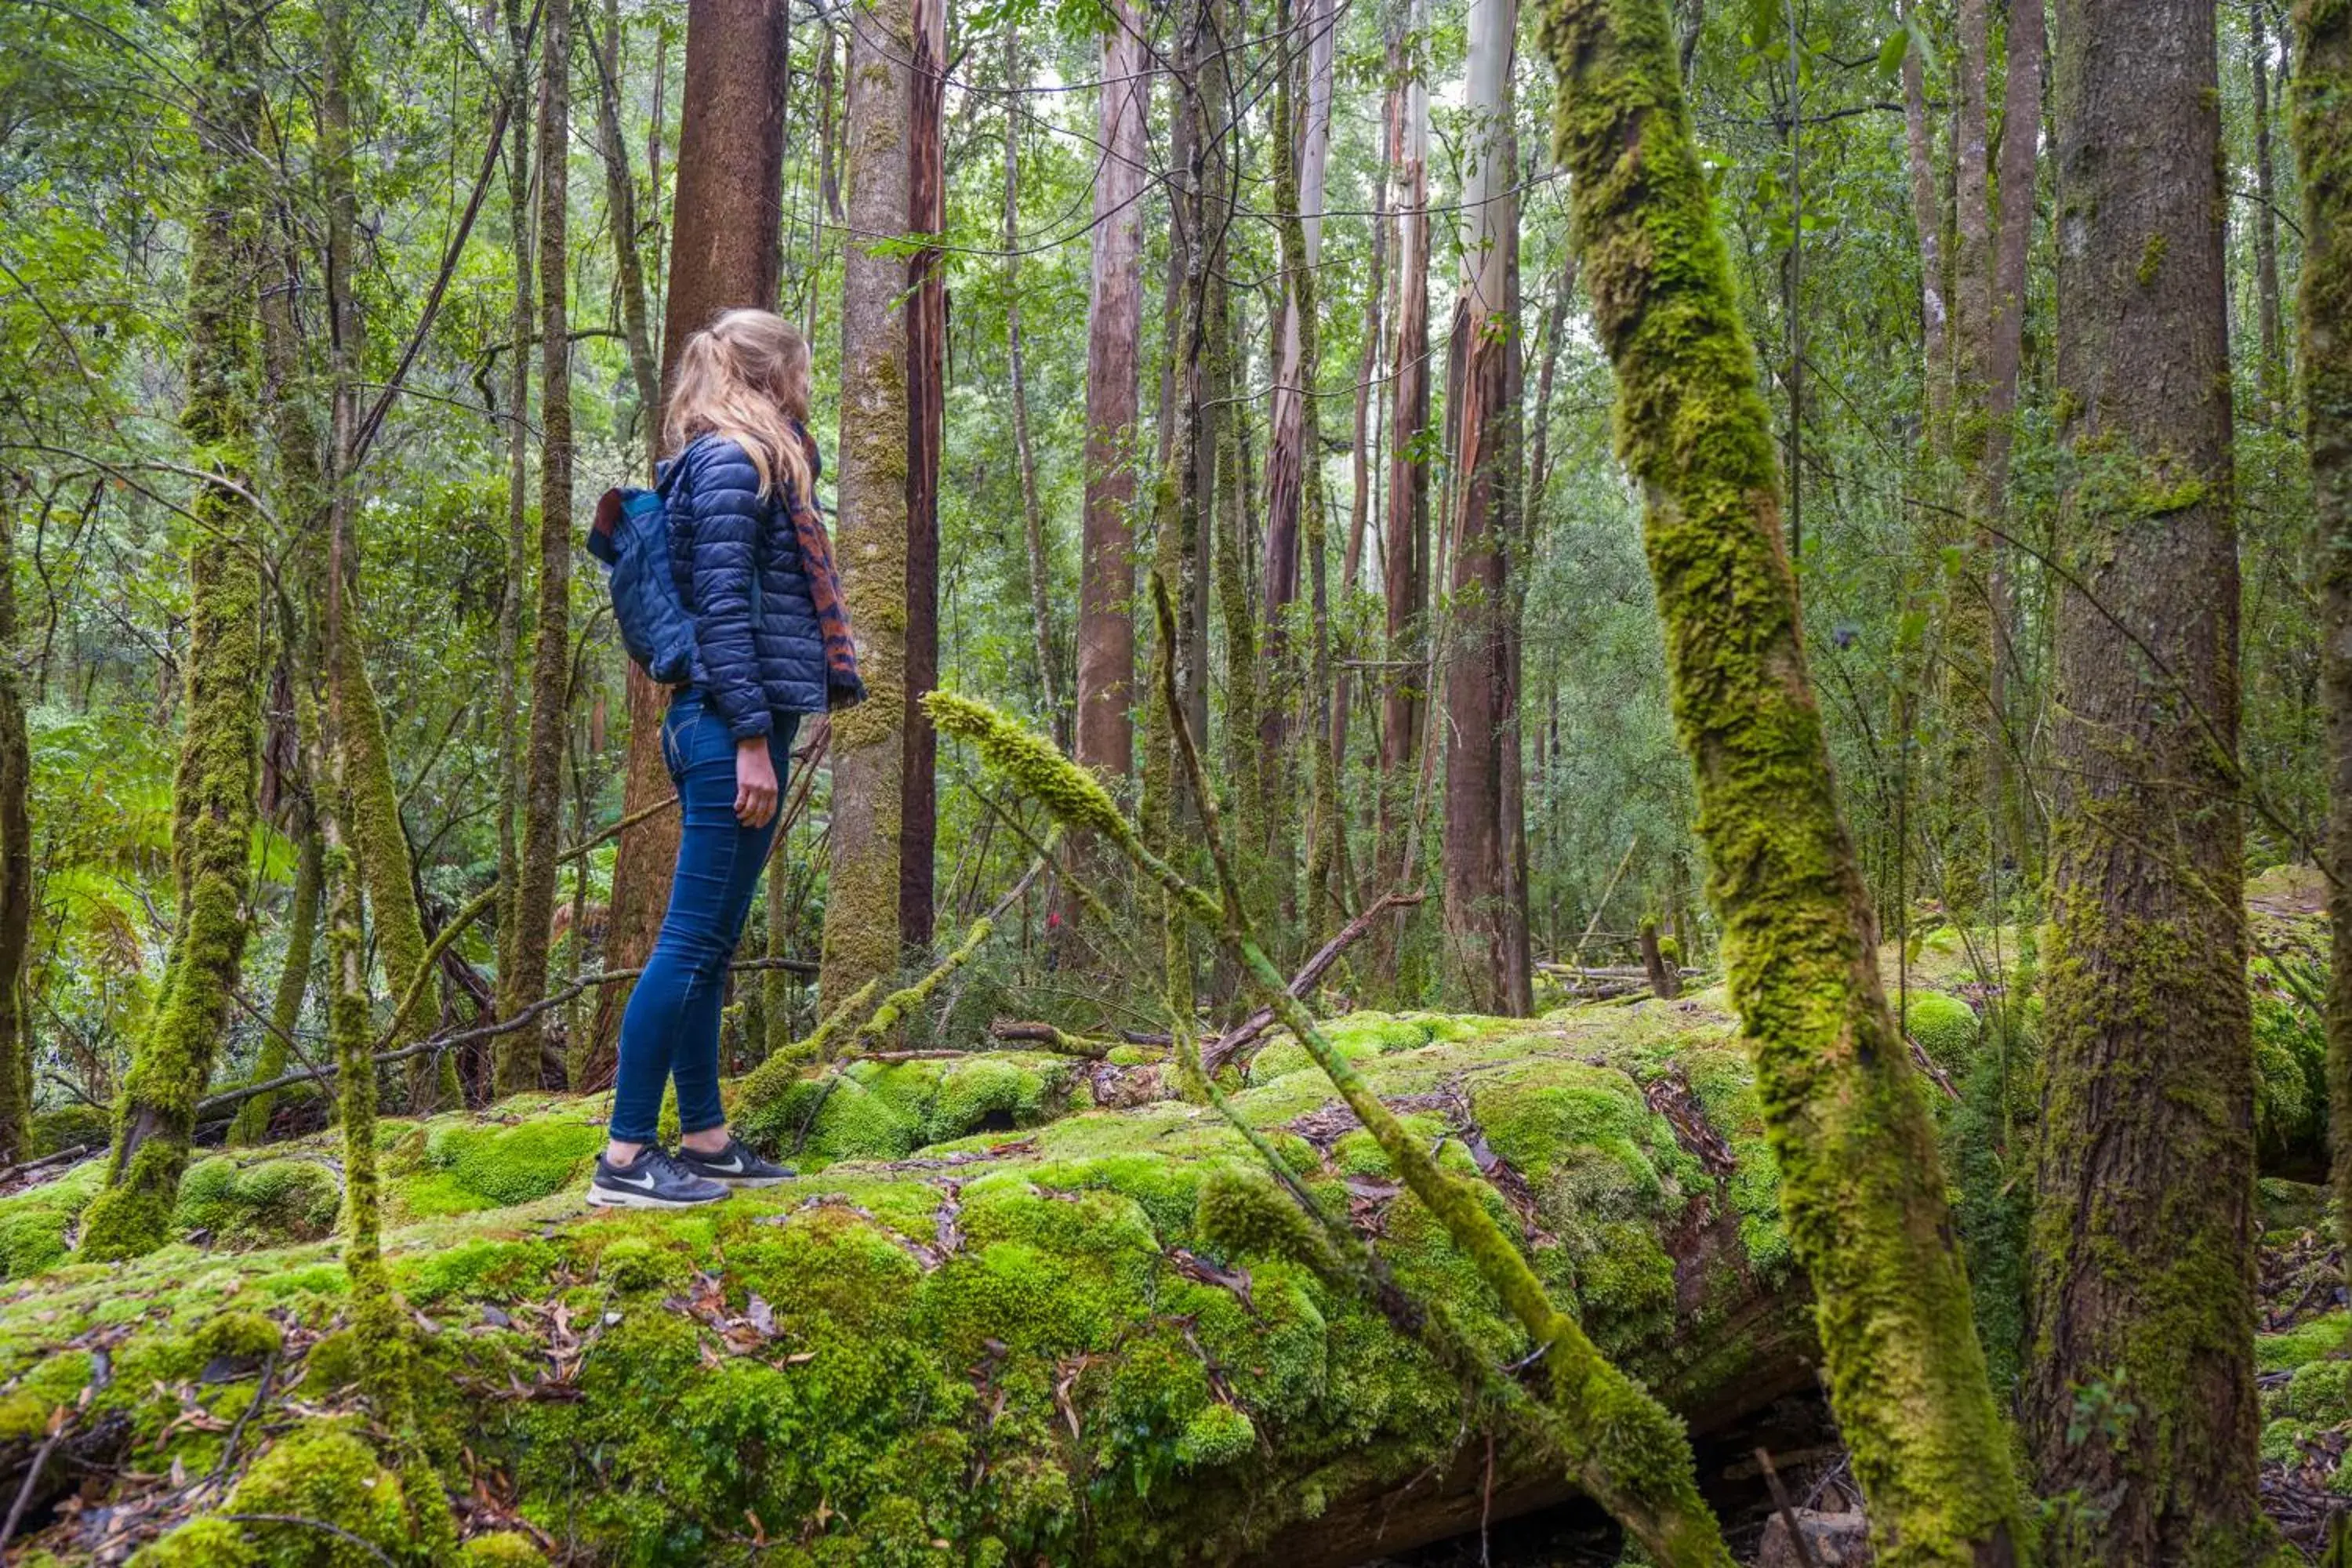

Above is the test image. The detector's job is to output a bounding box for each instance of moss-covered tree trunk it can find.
[1536,0,2031,1558]
[819,0,917,1014]
[900,0,946,956]
[2302,0,2352,1323]
[230,825,320,1146]
[2025,0,2267,1558]
[497,0,574,1094]
[0,495,30,1164]
[593,0,789,1083]
[494,0,533,1020]
[78,0,267,1260]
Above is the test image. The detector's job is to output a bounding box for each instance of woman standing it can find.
[589,309,863,1208]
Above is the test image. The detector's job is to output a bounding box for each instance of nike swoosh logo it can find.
[706,1156,744,1174]
[609,1169,658,1189]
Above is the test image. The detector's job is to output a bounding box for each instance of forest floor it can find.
[0,914,2342,1564]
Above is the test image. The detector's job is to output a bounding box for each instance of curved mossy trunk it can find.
[230,824,322,1147]
[1534,0,2030,1558]
[2298,0,2352,1350]
[497,0,575,1096]
[2026,0,2266,1558]
[77,0,269,1262]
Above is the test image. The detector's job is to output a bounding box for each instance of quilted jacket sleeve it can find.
[678,437,772,740]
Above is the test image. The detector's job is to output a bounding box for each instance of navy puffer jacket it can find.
[659,434,828,736]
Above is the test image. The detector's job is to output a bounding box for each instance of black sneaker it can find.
[674,1136,794,1189]
[586,1147,731,1209]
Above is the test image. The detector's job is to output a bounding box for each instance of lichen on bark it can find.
[1534,0,2030,1557]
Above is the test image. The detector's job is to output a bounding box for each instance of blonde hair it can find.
[661,308,815,503]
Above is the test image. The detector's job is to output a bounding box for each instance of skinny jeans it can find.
[608,688,798,1143]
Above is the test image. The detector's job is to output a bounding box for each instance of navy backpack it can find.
[587,465,695,684]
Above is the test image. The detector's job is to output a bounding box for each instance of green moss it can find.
[2137,231,2169,286]
[192,1308,284,1364]
[173,1156,340,1247]
[738,1053,1079,1167]
[1902,990,1982,1073]
[2259,1312,2352,1374]
[457,1534,545,1566]
[30,1104,109,1156]
[0,1159,103,1279]
[392,1116,604,1216]
[226,1421,413,1564]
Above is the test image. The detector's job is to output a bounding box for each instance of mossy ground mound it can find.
[0,946,2325,1564]
[0,996,1817,1566]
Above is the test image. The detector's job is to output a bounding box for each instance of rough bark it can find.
[819,0,918,1011]
[1260,0,1334,785]
[1074,1,1146,784]
[901,0,946,956]
[1900,0,1950,452]
[1378,4,1432,912]
[1537,0,2033,1555]
[495,0,532,1006]
[1440,0,1521,1016]
[2026,0,2264,1558]
[0,498,29,1163]
[78,0,268,1260]
[2302,0,2352,1348]
[2257,0,2288,412]
[591,0,662,459]
[496,0,574,1094]
[1004,35,1061,744]
[230,824,321,1146]
[597,0,790,1075]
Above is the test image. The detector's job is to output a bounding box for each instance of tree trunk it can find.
[2254,0,2287,414]
[2026,0,2263,1557]
[1004,35,1061,745]
[1378,1,1431,925]
[1537,0,2032,1555]
[497,0,575,1094]
[2299,0,2352,1357]
[1261,0,1334,785]
[1900,0,1950,452]
[900,0,946,958]
[230,823,320,1146]
[591,0,662,459]
[596,0,790,1080]
[1138,0,1218,1016]
[78,0,268,1260]
[1440,0,1520,1015]
[821,0,920,1013]
[0,497,30,1163]
[1287,0,1338,942]
[495,0,533,1010]
[1073,0,1145,785]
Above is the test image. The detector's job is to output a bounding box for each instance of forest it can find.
[0,0,2342,1559]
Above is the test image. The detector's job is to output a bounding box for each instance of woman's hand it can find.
[735,737,780,827]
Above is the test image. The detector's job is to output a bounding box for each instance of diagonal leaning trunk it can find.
[1536,0,2031,1557]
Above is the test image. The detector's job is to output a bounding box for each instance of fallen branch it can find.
[987,1020,1116,1059]
[196,950,814,1120]
[0,1144,97,1186]
[1202,889,1425,1073]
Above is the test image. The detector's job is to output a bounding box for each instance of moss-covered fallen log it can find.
[0,996,1821,1566]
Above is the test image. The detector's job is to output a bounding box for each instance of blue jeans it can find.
[609,691,799,1143]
